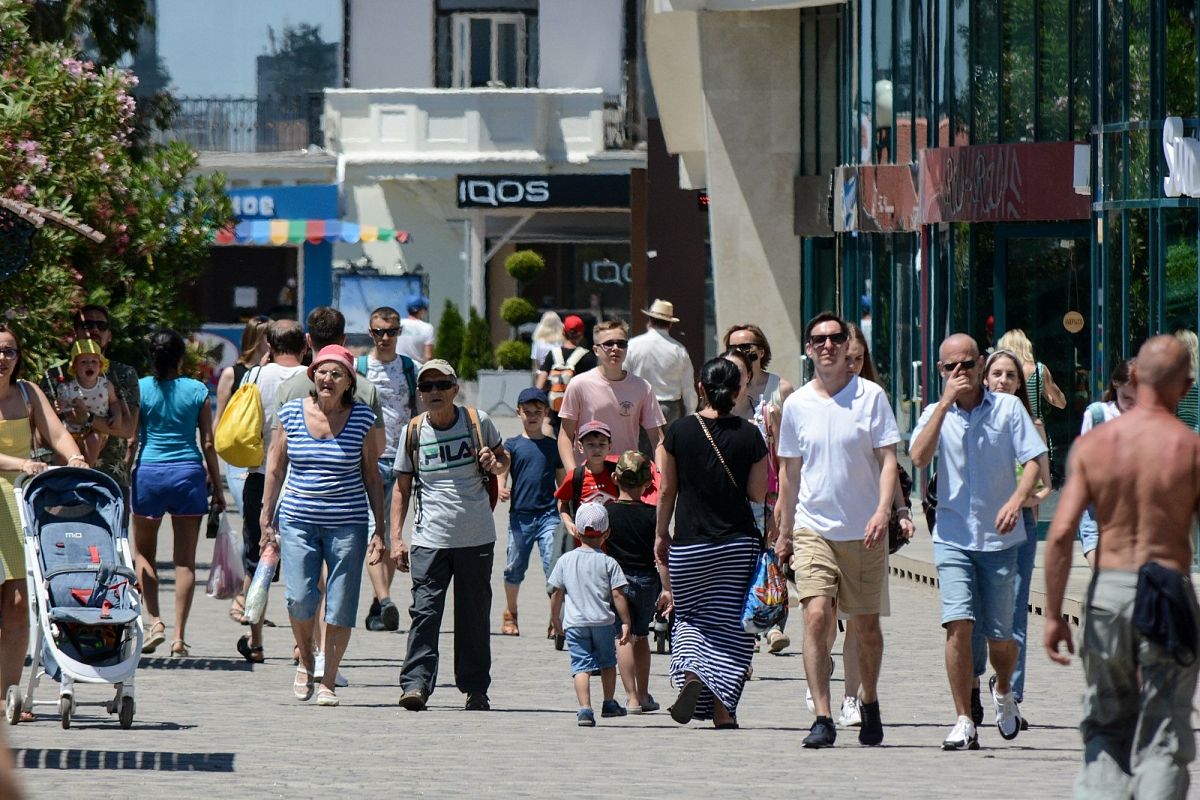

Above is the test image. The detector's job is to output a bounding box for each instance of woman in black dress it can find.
[655,357,767,728]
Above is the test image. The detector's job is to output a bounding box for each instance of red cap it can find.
[563,315,585,335]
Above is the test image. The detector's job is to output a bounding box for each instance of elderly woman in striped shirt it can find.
[260,345,385,707]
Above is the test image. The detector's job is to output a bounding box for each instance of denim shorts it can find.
[615,570,661,638]
[933,541,1019,640]
[132,461,208,518]
[278,517,368,628]
[503,510,558,586]
[566,624,617,676]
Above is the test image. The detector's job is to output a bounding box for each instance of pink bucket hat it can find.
[307,344,357,385]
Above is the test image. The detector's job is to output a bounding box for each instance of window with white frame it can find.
[435,2,538,88]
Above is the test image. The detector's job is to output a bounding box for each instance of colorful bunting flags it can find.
[209,219,411,246]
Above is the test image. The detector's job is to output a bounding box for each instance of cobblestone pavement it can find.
[7,417,1198,798]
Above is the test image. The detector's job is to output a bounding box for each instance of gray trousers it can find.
[400,542,494,697]
[1076,569,1200,800]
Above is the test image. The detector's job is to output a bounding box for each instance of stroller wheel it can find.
[58,696,71,730]
[5,686,20,725]
[655,633,667,655]
[118,697,134,730]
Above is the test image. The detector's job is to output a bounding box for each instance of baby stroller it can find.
[5,468,142,729]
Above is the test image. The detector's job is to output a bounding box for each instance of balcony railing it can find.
[148,94,324,153]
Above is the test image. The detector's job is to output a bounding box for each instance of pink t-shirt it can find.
[558,368,666,458]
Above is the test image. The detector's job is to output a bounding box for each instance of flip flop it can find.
[236,634,265,664]
[141,620,166,654]
[229,597,247,624]
[669,679,703,725]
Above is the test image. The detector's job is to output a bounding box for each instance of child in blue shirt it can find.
[500,387,564,638]
[549,502,631,726]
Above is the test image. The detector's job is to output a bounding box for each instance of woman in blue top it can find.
[260,345,384,707]
[133,329,225,658]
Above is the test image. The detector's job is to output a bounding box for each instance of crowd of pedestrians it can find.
[0,295,1197,799]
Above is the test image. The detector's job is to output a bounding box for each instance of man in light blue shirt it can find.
[910,333,1045,751]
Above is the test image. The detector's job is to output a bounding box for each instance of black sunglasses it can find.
[941,359,978,373]
[370,326,401,338]
[730,342,761,352]
[808,332,848,346]
[417,379,456,393]
[597,340,629,351]
[80,320,110,332]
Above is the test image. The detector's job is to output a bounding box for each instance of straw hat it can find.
[643,299,679,323]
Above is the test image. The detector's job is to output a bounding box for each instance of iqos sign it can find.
[456,174,630,209]
[458,178,550,208]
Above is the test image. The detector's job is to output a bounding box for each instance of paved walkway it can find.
[6,415,1197,798]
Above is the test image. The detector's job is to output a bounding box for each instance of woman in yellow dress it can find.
[0,324,85,721]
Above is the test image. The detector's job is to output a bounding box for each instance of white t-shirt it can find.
[363,354,414,459]
[1080,400,1120,434]
[396,317,435,362]
[777,375,900,541]
[248,363,307,474]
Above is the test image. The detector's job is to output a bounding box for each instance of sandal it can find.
[292,645,301,666]
[316,687,340,707]
[669,679,703,725]
[236,634,265,664]
[229,596,247,624]
[169,639,189,658]
[293,668,314,701]
[142,620,166,654]
[502,610,519,636]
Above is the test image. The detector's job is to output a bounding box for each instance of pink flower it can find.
[61,57,84,77]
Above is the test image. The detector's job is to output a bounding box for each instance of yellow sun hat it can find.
[69,338,109,377]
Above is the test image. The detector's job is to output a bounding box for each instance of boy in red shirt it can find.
[555,420,618,539]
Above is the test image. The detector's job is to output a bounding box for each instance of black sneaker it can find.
[398,688,428,711]
[970,687,984,726]
[365,599,383,631]
[465,693,490,711]
[858,700,883,746]
[803,716,837,748]
[379,598,401,631]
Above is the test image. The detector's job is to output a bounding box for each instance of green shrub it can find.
[434,299,465,366]
[458,305,494,381]
[504,249,546,284]
[494,339,531,370]
[500,296,539,327]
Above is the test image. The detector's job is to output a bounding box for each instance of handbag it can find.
[888,464,914,554]
[921,470,938,533]
[693,415,787,633]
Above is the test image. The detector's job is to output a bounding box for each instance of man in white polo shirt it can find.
[775,311,900,750]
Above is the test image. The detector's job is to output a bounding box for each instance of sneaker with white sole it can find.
[942,715,980,750]
[312,652,350,688]
[990,675,1021,740]
[837,696,862,727]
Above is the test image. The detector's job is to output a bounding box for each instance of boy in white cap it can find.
[549,502,632,726]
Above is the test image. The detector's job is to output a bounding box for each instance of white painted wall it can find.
[349,0,434,88]
[539,0,624,94]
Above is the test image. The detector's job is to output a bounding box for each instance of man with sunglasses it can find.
[357,306,418,633]
[42,305,140,492]
[391,359,509,712]
[774,311,900,749]
[556,320,666,470]
[909,333,1045,752]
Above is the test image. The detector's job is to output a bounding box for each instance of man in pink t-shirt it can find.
[557,320,667,469]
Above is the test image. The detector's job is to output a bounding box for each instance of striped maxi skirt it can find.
[668,535,759,721]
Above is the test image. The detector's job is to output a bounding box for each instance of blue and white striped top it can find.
[278,398,376,526]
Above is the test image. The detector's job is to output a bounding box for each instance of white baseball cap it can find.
[574,502,609,535]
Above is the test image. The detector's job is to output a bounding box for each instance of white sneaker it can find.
[334,669,349,688]
[837,696,862,727]
[313,652,325,680]
[805,687,815,713]
[942,715,980,750]
[991,676,1021,740]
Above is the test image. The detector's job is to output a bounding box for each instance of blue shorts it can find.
[933,542,1019,640]
[503,510,558,586]
[373,457,397,533]
[278,518,368,628]
[132,461,208,518]
[566,624,618,676]
[615,570,660,639]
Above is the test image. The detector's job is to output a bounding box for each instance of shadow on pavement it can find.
[15,748,234,771]
[138,657,253,671]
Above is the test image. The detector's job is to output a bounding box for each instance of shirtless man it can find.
[1044,335,1200,800]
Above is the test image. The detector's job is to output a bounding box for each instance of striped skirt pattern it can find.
[668,536,759,721]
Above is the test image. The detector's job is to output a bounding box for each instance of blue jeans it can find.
[503,510,558,589]
[615,570,661,638]
[373,457,397,532]
[970,508,1037,701]
[225,463,248,518]
[278,518,368,628]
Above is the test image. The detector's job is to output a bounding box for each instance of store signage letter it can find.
[1162,117,1200,198]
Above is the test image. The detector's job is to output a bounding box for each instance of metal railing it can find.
[147,94,324,153]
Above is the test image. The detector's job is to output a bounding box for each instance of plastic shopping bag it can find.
[742,549,788,634]
[242,542,279,625]
[205,514,245,600]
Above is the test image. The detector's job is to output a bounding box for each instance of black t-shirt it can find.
[606,500,657,573]
[664,414,767,544]
[539,346,598,381]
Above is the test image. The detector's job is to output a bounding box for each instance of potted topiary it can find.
[475,250,545,415]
